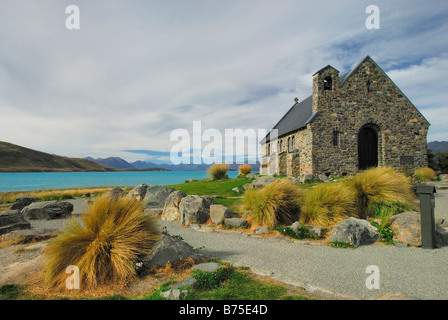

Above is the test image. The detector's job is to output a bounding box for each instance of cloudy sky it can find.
[0,0,447,164]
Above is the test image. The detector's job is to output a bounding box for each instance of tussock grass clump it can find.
[243,179,302,229]
[238,164,252,175]
[208,164,229,180]
[300,183,357,228]
[43,195,160,288]
[346,167,416,219]
[413,167,437,182]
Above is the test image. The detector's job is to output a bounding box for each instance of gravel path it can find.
[159,220,448,300]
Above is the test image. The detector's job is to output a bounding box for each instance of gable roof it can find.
[262,56,430,144]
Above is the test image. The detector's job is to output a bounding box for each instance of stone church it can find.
[260,56,430,177]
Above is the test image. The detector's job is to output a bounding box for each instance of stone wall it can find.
[310,56,429,176]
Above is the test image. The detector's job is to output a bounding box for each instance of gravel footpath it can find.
[159,220,448,300]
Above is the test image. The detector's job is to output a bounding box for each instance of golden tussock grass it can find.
[345,167,416,219]
[208,164,229,180]
[300,182,357,228]
[413,167,437,181]
[243,179,303,229]
[238,164,252,175]
[43,195,161,289]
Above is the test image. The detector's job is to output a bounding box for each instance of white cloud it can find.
[0,0,447,162]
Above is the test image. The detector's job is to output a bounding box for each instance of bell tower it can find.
[312,65,340,113]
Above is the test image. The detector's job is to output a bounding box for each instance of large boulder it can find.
[0,210,31,235]
[142,234,200,268]
[209,204,232,224]
[21,201,73,220]
[103,187,126,200]
[162,190,187,221]
[127,184,149,201]
[389,212,422,247]
[142,186,175,215]
[11,196,38,210]
[329,217,380,247]
[250,176,277,189]
[179,195,214,225]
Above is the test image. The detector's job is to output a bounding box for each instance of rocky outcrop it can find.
[389,212,422,247]
[142,234,200,268]
[21,201,73,220]
[209,204,232,224]
[142,186,175,216]
[179,195,214,225]
[126,184,149,201]
[0,210,31,235]
[329,217,380,247]
[162,190,187,221]
[11,197,38,210]
[103,187,126,200]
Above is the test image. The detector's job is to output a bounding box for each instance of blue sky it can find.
[0,0,447,164]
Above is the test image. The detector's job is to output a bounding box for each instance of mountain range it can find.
[86,157,260,171]
[428,141,448,153]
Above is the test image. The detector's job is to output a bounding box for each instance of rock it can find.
[436,216,448,228]
[290,221,301,232]
[171,277,197,289]
[11,196,38,210]
[142,186,175,211]
[161,289,188,300]
[389,212,422,247]
[193,262,221,273]
[317,173,329,182]
[0,210,31,235]
[232,187,243,193]
[21,201,73,220]
[223,218,247,228]
[161,190,187,221]
[299,173,316,184]
[209,204,232,224]
[286,176,300,184]
[436,227,448,247]
[246,173,257,180]
[250,176,277,189]
[127,184,149,201]
[179,195,214,225]
[328,217,380,247]
[308,225,322,237]
[142,234,200,269]
[2,228,58,242]
[103,187,126,200]
[255,226,269,235]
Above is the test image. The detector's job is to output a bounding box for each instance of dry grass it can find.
[238,164,252,175]
[0,187,115,205]
[300,182,357,228]
[345,167,416,219]
[243,179,303,229]
[208,164,229,180]
[43,195,161,289]
[413,167,437,181]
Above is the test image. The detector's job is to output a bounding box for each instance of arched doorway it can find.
[358,125,378,170]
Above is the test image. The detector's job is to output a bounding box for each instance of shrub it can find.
[345,167,416,219]
[300,183,357,228]
[43,195,160,288]
[369,199,415,218]
[243,179,302,229]
[238,164,252,175]
[208,164,229,180]
[413,167,437,182]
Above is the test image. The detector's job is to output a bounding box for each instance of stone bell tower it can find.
[312,65,340,114]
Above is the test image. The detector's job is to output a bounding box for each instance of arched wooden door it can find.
[358,126,378,170]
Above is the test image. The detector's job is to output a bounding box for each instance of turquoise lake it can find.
[0,171,240,192]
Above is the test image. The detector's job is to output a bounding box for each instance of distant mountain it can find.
[131,160,260,172]
[428,141,448,153]
[0,141,112,172]
[85,157,135,169]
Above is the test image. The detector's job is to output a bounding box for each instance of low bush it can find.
[345,167,416,219]
[208,164,229,180]
[238,164,252,175]
[243,179,302,229]
[43,195,160,288]
[413,167,437,182]
[300,183,357,228]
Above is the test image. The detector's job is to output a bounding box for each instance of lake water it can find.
[0,171,240,192]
